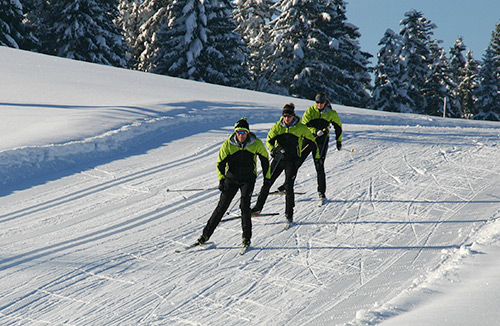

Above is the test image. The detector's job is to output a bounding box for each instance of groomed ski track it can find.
[1,116,499,325]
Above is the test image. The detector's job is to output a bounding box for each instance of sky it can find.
[2,46,500,325]
[346,0,500,63]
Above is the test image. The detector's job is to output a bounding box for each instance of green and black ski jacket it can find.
[266,116,320,162]
[217,132,270,182]
[302,103,343,142]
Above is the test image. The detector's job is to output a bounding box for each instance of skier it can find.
[195,118,270,249]
[251,103,320,224]
[277,92,342,203]
[301,92,342,201]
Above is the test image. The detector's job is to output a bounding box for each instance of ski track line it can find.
[1,182,168,247]
[296,227,439,326]
[0,312,67,326]
[36,289,90,305]
[0,138,222,248]
[282,154,492,324]
[408,176,499,267]
[223,272,282,315]
[281,219,330,293]
[0,143,219,225]
[0,188,219,271]
[0,187,160,247]
[292,225,324,288]
[306,239,324,286]
[162,279,251,324]
[78,251,180,321]
[242,252,317,294]
[1,268,107,322]
[403,143,500,263]
[136,288,175,326]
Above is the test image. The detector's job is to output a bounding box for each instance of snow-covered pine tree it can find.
[459,50,480,118]
[232,0,277,91]
[128,0,170,71]
[371,29,412,113]
[489,22,500,81]
[19,0,48,51]
[42,0,129,67]
[116,0,144,68]
[448,37,467,117]
[449,38,467,82]
[265,0,371,105]
[423,44,456,117]
[150,0,252,89]
[398,9,436,114]
[1,0,36,49]
[475,46,500,121]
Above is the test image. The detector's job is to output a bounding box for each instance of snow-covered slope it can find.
[1,47,500,325]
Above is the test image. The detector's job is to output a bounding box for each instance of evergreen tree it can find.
[475,23,500,121]
[128,0,170,71]
[0,0,35,49]
[150,0,253,89]
[423,42,456,117]
[398,9,435,114]
[116,0,144,68]
[489,22,500,81]
[265,0,372,105]
[449,37,467,79]
[42,0,129,67]
[449,38,480,119]
[232,0,277,91]
[19,0,47,51]
[371,29,412,112]
[475,47,500,121]
[448,37,467,117]
[460,50,479,118]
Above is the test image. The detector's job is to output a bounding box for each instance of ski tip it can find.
[176,241,215,253]
[239,246,250,255]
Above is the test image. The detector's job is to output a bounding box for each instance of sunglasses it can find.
[316,101,326,104]
[283,114,293,118]
[236,130,248,135]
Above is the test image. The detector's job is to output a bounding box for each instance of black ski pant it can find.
[253,158,299,221]
[202,179,255,241]
[298,137,329,194]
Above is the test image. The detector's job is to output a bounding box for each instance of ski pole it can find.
[269,151,283,177]
[166,187,218,192]
[319,135,329,157]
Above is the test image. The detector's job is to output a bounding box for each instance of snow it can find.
[1,46,500,325]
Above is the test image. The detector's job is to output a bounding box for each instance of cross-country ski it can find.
[283,221,293,230]
[239,245,250,255]
[253,190,306,196]
[175,242,215,253]
[221,212,279,223]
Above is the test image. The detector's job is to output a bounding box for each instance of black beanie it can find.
[282,103,295,116]
[315,92,327,103]
[234,117,250,132]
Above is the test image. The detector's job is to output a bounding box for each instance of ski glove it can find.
[219,179,225,192]
[271,147,285,158]
[336,141,342,151]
